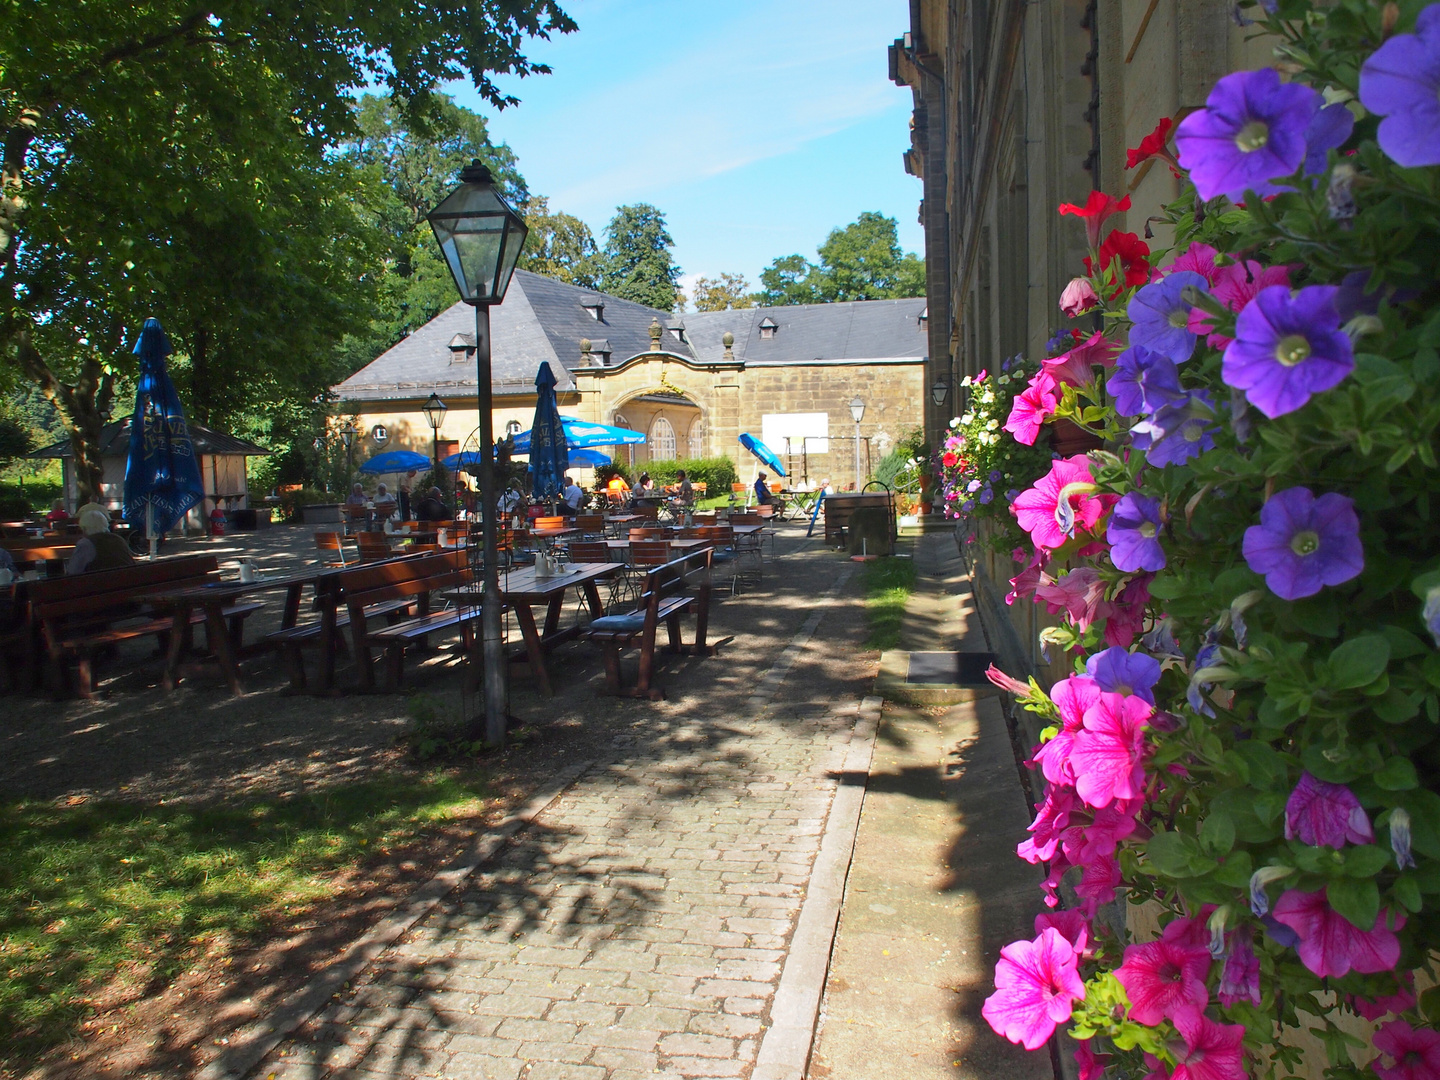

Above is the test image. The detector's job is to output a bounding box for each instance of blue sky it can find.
[444,0,922,304]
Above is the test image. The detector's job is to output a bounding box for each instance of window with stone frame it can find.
[649,416,677,461]
[688,420,703,459]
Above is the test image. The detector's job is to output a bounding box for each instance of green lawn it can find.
[863,556,916,650]
[0,771,489,1070]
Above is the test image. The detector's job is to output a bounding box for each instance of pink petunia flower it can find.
[1161,908,1217,950]
[981,928,1087,1050]
[1061,277,1101,318]
[1271,887,1404,978]
[1187,259,1292,348]
[1075,1041,1111,1080]
[1167,242,1221,287]
[1018,783,1079,864]
[1004,371,1060,446]
[1035,568,1112,634]
[1069,691,1153,808]
[1044,331,1122,388]
[1035,908,1091,955]
[1114,938,1212,1025]
[1076,850,1124,915]
[1033,676,1103,784]
[1373,1020,1440,1080]
[1013,456,1111,552]
[1104,573,1154,648]
[1284,771,1374,848]
[1351,976,1416,1022]
[1171,1012,1247,1080]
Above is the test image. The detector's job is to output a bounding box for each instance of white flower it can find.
[960,413,974,425]
[960,376,972,387]
[985,418,999,430]
[949,418,960,428]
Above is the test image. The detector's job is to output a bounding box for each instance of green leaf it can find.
[1375,756,1419,790]
[1326,634,1391,690]
[1200,811,1236,855]
[1326,877,1380,931]
[1147,830,1203,878]
[1393,874,1423,913]
[1341,845,1394,877]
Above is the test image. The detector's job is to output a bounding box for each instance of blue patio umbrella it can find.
[441,449,491,469]
[566,448,611,467]
[123,318,205,555]
[511,417,646,453]
[528,363,569,501]
[358,449,431,475]
[738,433,787,477]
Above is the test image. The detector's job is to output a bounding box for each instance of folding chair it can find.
[314,531,350,568]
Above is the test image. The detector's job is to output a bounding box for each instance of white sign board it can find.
[761,412,830,457]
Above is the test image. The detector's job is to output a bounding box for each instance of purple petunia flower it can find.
[979,486,995,505]
[1085,646,1162,704]
[1242,486,1364,600]
[1423,585,1440,648]
[1218,929,1261,1007]
[1222,285,1355,419]
[1107,493,1167,573]
[1045,329,1073,355]
[1175,68,1322,202]
[1285,771,1374,848]
[1128,271,1209,362]
[1131,391,1218,467]
[1302,102,1355,175]
[1359,4,1440,168]
[1109,346,1185,418]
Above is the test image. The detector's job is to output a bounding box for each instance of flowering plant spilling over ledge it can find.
[979,2,1440,1078]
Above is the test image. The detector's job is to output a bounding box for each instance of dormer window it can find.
[759,316,778,340]
[448,333,475,364]
[668,321,687,344]
[590,338,613,366]
[919,306,928,329]
[581,297,605,321]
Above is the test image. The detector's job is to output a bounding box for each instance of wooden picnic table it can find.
[447,561,624,697]
[602,538,713,556]
[142,566,339,694]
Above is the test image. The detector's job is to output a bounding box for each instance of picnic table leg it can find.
[635,619,663,700]
[581,578,606,618]
[512,602,554,697]
[281,583,304,630]
[542,593,564,637]
[203,601,244,695]
[161,604,190,691]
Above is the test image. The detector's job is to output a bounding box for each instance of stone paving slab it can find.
[247,550,868,1080]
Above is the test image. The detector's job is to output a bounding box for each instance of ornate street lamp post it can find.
[341,421,359,483]
[849,396,865,490]
[427,160,528,747]
[421,392,448,474]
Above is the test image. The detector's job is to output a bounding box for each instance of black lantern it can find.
[422,392,448,473]
[427,162,529,305]
[931,379,950,407]
[427,160,529,747]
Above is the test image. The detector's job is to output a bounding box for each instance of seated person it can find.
[675,469,694,505]
[605,473,630,505]
[372,483,397,520]
[753,471,775,506]
[562,475,584,512]
[45,499,69,527]
[499,485,524,515]
[66,503,134,575]
[632,472,658,506]
[345,482,367,508]
[415,486,450,522]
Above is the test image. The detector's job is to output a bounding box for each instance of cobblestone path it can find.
[261,555,867,1080]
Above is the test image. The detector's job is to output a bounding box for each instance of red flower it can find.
[1058,190,1132,249]
[1127,116,1176,170]
[942,451,959,468]
[1085,230,1151,298]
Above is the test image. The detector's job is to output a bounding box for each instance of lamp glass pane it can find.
[493,217,529,301]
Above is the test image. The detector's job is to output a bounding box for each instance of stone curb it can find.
[196,757,594,1080]
[752,694,882,1080]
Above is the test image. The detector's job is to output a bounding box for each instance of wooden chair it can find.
[575,514,606,538]
[567,541,624,610]
[730,482,747,507]
[357,533,392,562]
[634,505,659,521]
[314,531,351,568]
[629,527,664,541]
[534,516,567,531]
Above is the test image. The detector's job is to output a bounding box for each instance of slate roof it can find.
[333,270,692,403]
[332,274,928,404]
[32,419,270,459]
[683,297,929,365]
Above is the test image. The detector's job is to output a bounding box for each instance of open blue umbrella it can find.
[528,363,569,501]
[511,416,646,453]
[358,449,430,474]
[738,433,787,477]
[566,448,611,467]
[441,449,490,469]
[123,318,205,555]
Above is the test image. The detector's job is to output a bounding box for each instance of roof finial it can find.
[579,338,592,366]
[649,318,663,351]
[722,331,735,361]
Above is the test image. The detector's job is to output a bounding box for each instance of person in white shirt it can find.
[562,475,583,511]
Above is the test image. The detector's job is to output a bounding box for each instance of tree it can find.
[689,273,754,312]
[596,204,682,312]
[0,0,575,500]
[517,196,600,287]
[753,212,926,306]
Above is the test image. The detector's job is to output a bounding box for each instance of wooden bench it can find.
[586,547,716,700]
[30,556,262,698]
[266,588,417,692]
[339,550,480,691]
[821,491,896,546]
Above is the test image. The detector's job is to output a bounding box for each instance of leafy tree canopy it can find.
[597,204,682,312]
[0,0,574,499]
[517,196,600,288]
[754,212,925,305]
[688,273,754,312]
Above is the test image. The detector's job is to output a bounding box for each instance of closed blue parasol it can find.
[358,449,431,474]
[511,417,646,453]
[738,433,786,477]
[528,363,569,501]
[123,318,205,553]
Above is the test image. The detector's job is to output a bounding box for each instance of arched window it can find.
[650,416,676,461]
[615,414,635,466]
[688,420,703,459]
